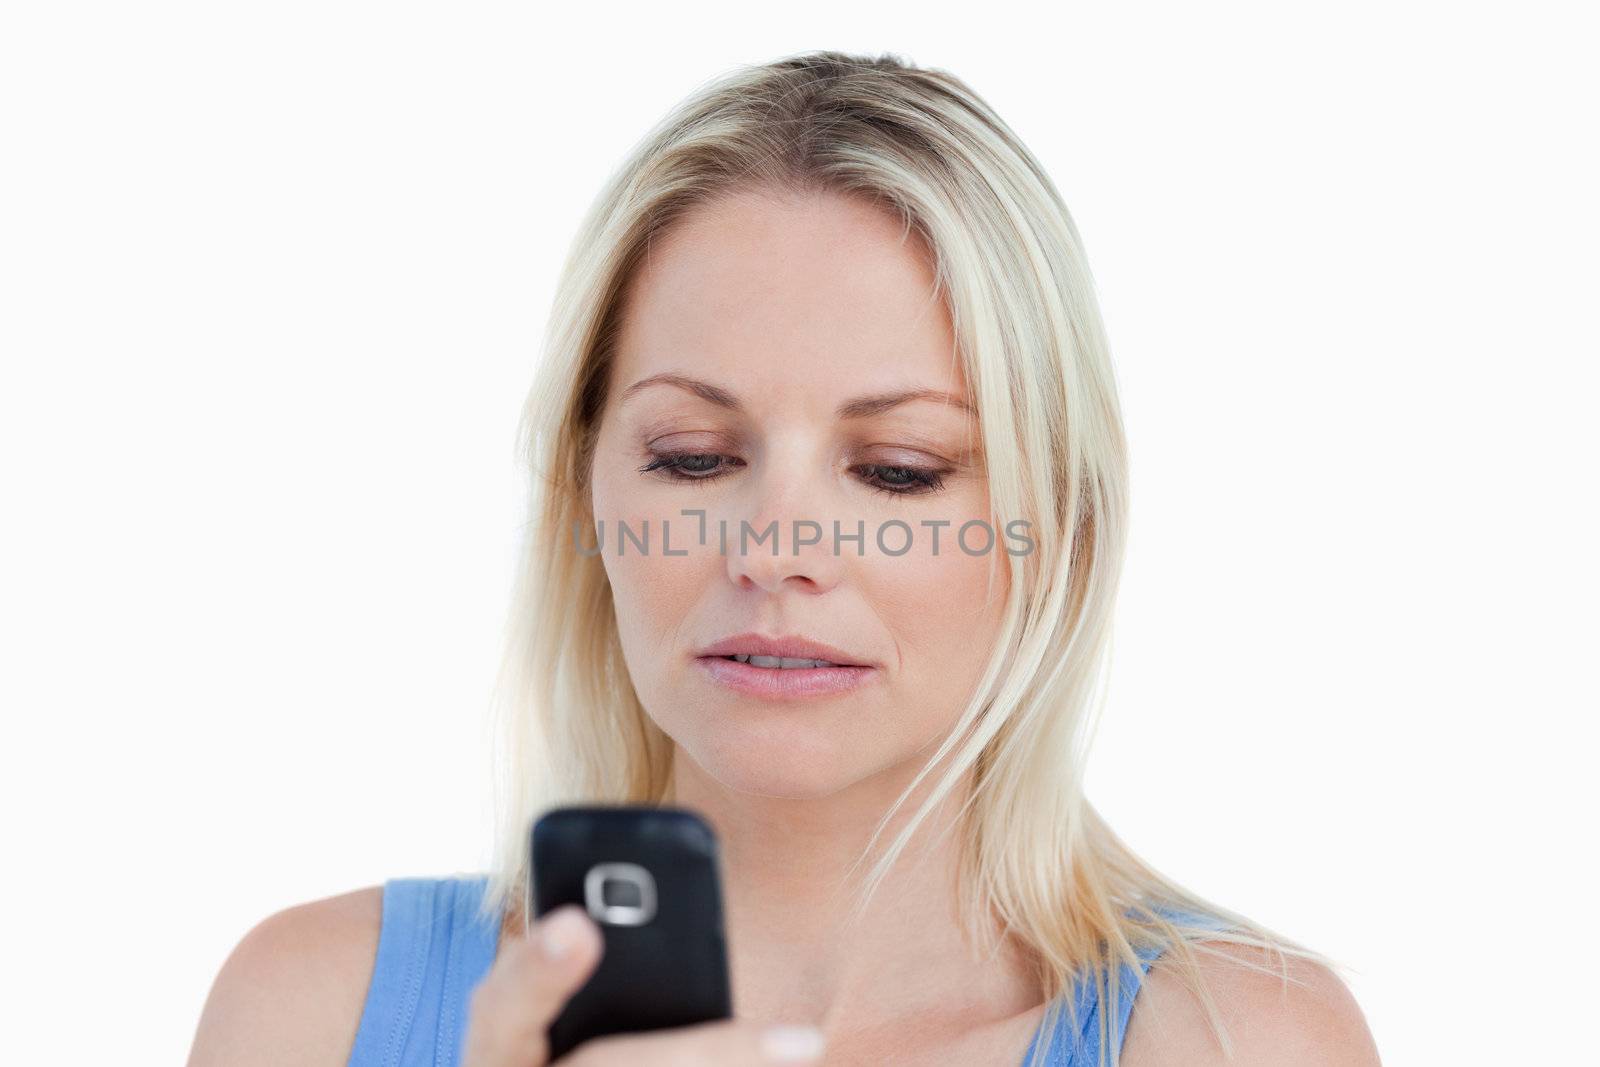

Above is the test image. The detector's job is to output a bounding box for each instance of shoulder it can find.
[1120,939,1381,1067]
[186,884,385,1067]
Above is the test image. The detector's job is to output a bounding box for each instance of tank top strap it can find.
[347,874,501,1067]
[1104,908,1229,1058]
[1022,905,1234,1065]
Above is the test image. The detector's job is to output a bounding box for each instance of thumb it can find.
[462,904,603,1067]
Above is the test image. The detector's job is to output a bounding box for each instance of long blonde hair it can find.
[477,49,1334,1066]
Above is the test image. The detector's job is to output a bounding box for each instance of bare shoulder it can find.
[185,885,385,1067]
[1120,940,1381,1067]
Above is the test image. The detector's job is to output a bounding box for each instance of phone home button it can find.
[583,862,658,926]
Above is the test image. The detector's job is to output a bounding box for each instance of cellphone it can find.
[528,804,734,1060]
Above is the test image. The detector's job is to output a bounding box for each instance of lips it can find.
[694,655,876,700]
[693,632,878,700]
[694,632,874,668]
[719,653,838,668]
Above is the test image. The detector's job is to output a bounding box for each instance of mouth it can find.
[693,647,877,700]
[693,632,874,669]
[711,653,849,669]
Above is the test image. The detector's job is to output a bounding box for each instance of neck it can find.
[664,746,1040,1034]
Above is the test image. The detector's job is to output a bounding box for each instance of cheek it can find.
[603,547,704,659]
[599,538,716,742]
[589,463,714,689]
[864,525,1009,695]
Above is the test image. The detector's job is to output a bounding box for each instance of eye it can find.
[638,452,948,497]
[854,464,946,497]
[638,451,741,482]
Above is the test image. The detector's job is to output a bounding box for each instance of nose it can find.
[724,470,847,595]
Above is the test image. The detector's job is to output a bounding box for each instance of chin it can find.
[675,728,863,800]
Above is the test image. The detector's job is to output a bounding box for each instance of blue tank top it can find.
[347,875,1216,1067]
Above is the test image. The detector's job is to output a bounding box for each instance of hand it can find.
[460,903,827,1066]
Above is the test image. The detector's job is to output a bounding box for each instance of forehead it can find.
[611,188,965,400]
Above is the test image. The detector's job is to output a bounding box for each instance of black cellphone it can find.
[528,804,734,1061]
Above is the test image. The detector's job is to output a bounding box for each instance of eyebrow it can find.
[619,372,977,420]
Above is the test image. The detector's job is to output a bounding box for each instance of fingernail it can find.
[760,1024,826,1063]
[539,907,588,961]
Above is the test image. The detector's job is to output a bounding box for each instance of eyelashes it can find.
[637,451,947,498]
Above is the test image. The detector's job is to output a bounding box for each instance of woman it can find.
[188,50,1380,1066]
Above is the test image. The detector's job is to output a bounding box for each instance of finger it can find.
[560,1018,826,1067]
[462,904,604,1067]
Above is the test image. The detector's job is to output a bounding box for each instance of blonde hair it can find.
[477,49,1335,1066]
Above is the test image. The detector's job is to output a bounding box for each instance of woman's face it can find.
[587,187,1008,800]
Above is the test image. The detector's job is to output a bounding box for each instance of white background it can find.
[3,3,1595,1064]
